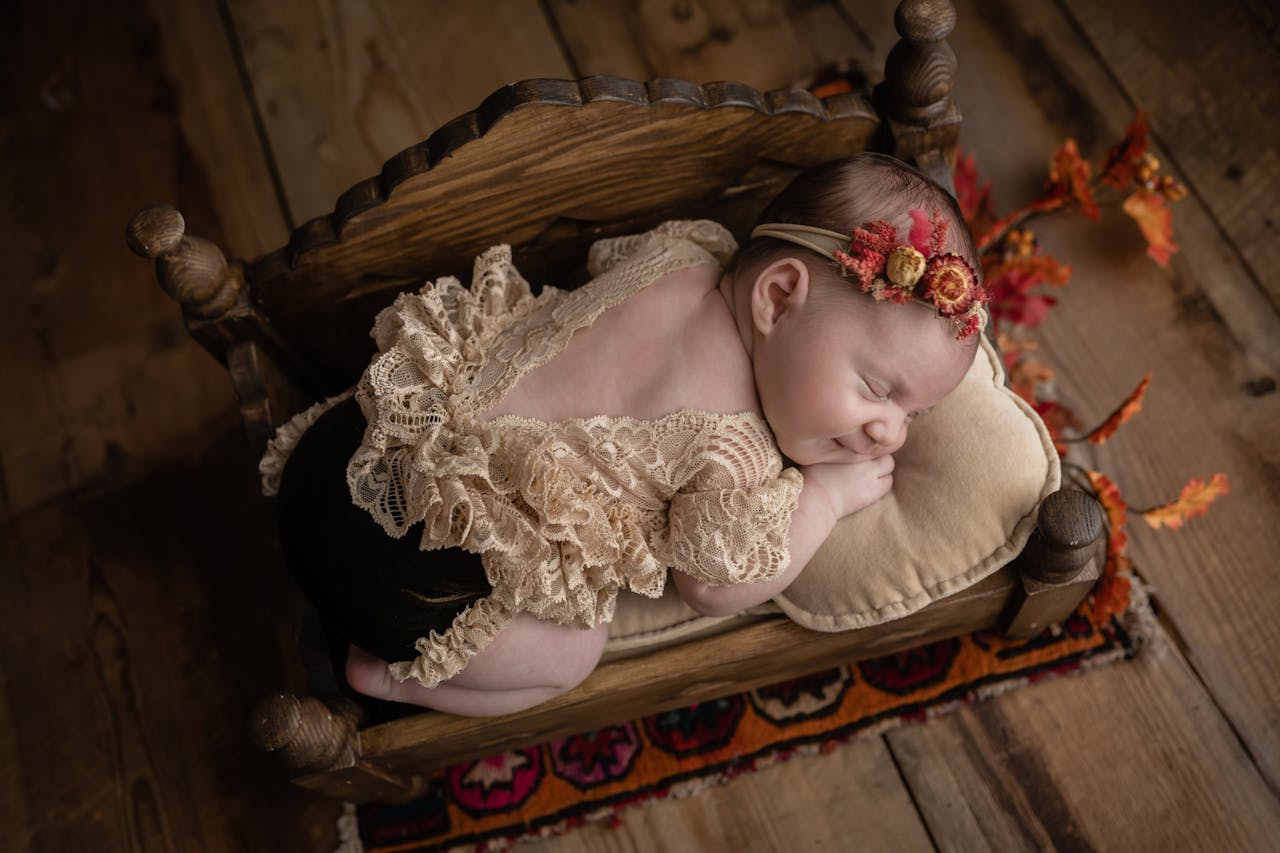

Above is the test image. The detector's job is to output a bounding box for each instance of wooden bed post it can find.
[126,205,319,454]
[251,692,428,803]
[878,0,963,190]
[1001,489,1106,639]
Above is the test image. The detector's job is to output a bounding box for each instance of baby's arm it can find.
[673,455,894,616]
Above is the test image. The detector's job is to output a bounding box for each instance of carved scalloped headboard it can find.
[127,0,961,453]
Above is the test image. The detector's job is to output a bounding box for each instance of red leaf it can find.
[1100,111,1151,189]
[1038,401,1082,456]
[1123,190,1179,266]
[954,149,995,235]
[1086,374,1152,444]
[1142,474,1230,530]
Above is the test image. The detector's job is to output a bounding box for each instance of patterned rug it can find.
[349,569,1155,853]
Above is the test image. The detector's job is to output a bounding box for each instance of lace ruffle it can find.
[258,391,354,496]
[386,596,515,688]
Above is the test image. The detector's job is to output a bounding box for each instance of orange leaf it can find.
[1049,139,1099,220]
[1009,357,1054,405]
[1090,555,1133,624]
[1087,374,1152,444]
[1086,470,1129,557]
[1123,190,1178,266]
[985,253,1073,288]
[1142,474,1230,530]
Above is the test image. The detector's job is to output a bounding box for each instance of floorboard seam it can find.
[883,735,944,852]
[538,0,583,81]
[215,0,296,233]
[1136,567,1280,802]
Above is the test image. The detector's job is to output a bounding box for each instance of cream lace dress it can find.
[259,220,803,687]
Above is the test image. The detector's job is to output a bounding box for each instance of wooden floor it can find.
[2,0,1277,850]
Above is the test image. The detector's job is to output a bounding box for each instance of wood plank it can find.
[1062,0,1280,310]
[225,0,574,226]
[535,737,934,852]
[0,0,287,516]
[0,427,338,851]
[886,617,1280,850]
[935,0,1280,796]
[0,668,32,852]
[548,0,860,88]
[543,0,651,80]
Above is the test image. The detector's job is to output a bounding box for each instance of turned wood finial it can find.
[250,692,361,772]
[126,204,244,320]
[1021,489,1106,582]
[882,0,958,126]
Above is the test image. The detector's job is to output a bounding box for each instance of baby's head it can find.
[728,154,984,466]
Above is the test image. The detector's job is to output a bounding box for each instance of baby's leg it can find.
[346,613,609,716]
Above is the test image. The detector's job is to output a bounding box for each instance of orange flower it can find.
[919,253,979,316]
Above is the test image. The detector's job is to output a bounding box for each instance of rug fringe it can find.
[1119,570,1164,657]
[334,802,364,853]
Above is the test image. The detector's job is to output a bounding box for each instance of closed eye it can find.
[862,378,890,401]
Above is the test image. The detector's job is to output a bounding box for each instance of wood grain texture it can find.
[0,429,338,851]
[0,0,287,517]
[886,626,1280,851]
[945,0,1280,795]
[550,0,872,95]
[1062,0,1280,312]
[224,0,574,226]
[244,77,877,384]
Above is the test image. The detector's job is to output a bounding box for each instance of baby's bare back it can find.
[481,265,760,423]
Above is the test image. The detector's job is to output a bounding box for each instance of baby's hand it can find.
[800,455,895,522]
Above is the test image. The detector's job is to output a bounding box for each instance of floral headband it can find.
[750,209,988,340]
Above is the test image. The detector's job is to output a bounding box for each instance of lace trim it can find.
[386,596,515,688]
[258,391,355,497]
[658,467,804,586]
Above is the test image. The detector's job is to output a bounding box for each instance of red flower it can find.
[834,220,898,290]
[956,312,983,341]
[919,253,979,316]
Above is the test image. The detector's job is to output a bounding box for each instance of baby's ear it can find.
[750,258,810,335]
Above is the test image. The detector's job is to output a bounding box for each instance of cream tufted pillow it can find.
[776,332,1059,630]
[605,333,1059,650]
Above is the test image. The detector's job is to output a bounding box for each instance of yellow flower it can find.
[885,246,926,289]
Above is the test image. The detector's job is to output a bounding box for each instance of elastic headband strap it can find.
[750,223,848,260]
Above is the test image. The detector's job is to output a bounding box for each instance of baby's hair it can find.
[733,153,982,318]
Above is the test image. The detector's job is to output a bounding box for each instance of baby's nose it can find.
[866,418,907,450]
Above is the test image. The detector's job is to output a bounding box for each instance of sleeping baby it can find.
[260,152,987,716]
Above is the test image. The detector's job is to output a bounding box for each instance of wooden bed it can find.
[125,0,1103,803]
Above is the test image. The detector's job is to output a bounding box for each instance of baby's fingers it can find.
[871,453,894,477]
